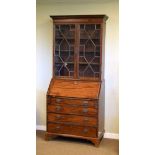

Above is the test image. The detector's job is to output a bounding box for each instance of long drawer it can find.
[47,96,97,108]
[47,123,97,138]
[47,113,97,127]
[47,104,97,116]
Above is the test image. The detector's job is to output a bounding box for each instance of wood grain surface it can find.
[47,113,97,127]
[48,79,101,99]
[47,104,97,117]
[47,123,97,138]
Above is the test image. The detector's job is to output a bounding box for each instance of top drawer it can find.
[47,96,97,108]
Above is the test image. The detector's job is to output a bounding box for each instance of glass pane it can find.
[54,24,75,78]
[79,24,101,79]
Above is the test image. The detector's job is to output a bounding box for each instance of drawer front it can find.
[47,96,97,108]
[47,104,97,116]
[47,113,97,127]
[47,123,97,138]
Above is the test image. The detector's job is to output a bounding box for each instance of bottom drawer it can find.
[47,123,97,138]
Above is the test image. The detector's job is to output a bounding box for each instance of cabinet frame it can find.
[46,15,108,147]
[52,15,107,81]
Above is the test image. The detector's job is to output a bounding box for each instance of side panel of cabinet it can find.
[98,81,105,137]
[98,21,106,137]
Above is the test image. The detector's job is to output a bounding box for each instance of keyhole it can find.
[64,62,67,67]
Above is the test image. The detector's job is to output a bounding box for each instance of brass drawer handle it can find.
[55,115,62,119]
[83,117,89,121]
[55,126,60,129]
[55,106,62,111]
[56,98,61,103]
[83,101,88,104]
[83,103,88,106]
[82,108,88,113]
[83,101,88,106]
[83,128,88,133]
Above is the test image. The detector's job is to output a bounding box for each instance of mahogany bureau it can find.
[45,15,108,146]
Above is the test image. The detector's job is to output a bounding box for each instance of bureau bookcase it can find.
[45,15,108,146]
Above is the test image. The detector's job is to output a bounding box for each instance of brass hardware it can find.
[56,106,62,111]
[82,108,88,113]
[83,117,89,121]
[83,101,88,106]
[56,126,60,129]
[55,115,62,119]
[83,103,88,106]
[83,128,88,133]
[56,98,61,102]
[83,100,88,104]
[64,62,67,67]
[74,81,78,85]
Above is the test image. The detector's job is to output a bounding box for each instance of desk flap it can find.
[48,79,101,99]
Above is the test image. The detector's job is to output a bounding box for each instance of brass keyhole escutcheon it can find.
[83,128,88,133]
[74,81,78,85]
[64,62,67,67]
[83,108,88,113]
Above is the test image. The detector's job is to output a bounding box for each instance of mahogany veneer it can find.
[45,15,108,147]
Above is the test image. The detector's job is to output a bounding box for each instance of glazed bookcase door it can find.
[78,24,101,80]
[54,24,75,78]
